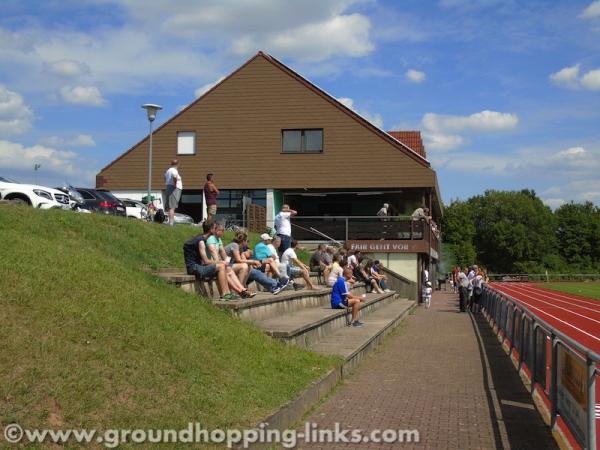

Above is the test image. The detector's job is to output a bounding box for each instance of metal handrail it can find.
[482,285,598,450]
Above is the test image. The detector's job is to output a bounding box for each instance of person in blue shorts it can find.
[331,268,366,327]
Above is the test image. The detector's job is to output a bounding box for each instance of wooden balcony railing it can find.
[291,216,441,257]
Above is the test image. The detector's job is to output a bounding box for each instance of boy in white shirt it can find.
[281,240,316,290]
[423,281,433,309]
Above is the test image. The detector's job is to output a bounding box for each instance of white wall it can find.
[373,252,418,282]
[266,189,274,229]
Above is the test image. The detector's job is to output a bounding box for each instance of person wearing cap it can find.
[164,159,182,226]
[274,204,297,255]
[331,267,366,327]
[254,233,289,285]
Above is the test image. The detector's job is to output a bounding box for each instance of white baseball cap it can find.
[260,233,272,241]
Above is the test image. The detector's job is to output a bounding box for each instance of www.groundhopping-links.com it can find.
[3,422,420,448]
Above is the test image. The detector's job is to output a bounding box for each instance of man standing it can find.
[274,204,297,254]
[203,173,219,221]
[164,159,182,226]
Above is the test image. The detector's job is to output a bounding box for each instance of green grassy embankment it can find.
[536,282,600,301]
[0,207,339,436]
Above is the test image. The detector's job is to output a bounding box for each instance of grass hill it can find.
[0,207,338,437]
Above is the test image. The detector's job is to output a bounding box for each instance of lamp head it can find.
[141,103,162,122]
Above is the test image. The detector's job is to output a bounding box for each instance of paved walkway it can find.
[300,290,558,449]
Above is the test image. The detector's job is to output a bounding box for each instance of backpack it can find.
[154,208,165,223]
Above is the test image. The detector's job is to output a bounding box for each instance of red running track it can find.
[490,282,600,355]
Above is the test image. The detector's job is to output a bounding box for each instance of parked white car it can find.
[119,198,148,219]
[0,176,70,209]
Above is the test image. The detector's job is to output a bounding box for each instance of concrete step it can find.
[309,299,415,373]
[215,283,369,322]
[253,291,398,348]
[153,268,325,301]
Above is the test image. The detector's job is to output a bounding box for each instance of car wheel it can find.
[10,197,30,206]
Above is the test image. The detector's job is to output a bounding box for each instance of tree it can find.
[555,202,600,271]
[441,199,477,267]
[468,190,557,273]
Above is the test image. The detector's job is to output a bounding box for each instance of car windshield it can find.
[0,176,19,183]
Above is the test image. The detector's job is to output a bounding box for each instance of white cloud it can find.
[543,198,566,209]
[232,14,374,62]
[0,1,374,97]
[337,97,354,109]
[421,110,518,152]
[47,59,90,77]
[581,69,600,90]
[39,134,96,148]
[335,97,383,129]
[550,65,600,91]
[0,140,77,174]
[59,86,106,106]
[580,1,600,19]
[405,69,426,83]
[433,145,600,206]
[550,64,580,89]
[423,111,518,132]
[0,86,33,136]
[195,76,226,98]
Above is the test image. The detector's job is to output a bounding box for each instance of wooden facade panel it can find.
[99,54,436,191]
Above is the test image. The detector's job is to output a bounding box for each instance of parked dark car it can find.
[75,188,126,216]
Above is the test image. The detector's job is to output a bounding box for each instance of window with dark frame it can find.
[282,129,323,153]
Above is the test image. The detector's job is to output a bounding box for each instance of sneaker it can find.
[220,292,239,301]
[279,277,290,290]
[240,290,257,299]
[270,285,283,295]
[351,320,364,328]
[384,289,392,293]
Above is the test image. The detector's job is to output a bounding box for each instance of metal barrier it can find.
[481,286,599,450]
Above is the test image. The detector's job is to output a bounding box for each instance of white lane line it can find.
[520,283,600,310]
[492,286,600,344]
[495,284,600,326]
[505,284,600,316]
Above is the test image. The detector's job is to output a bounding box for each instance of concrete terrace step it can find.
[253,291,398,348]
[214,283,369,322]
[152,268,324,300]
[309,298,415,373]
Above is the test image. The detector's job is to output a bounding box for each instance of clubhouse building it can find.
[96,51,443,285]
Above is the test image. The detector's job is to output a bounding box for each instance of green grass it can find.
[0,207,339,441]
[536,282,600,301]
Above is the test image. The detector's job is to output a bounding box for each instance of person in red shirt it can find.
[203,173,219,221]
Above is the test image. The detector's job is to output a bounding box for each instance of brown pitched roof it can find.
[386,131,426,159]
[99,51,430,174]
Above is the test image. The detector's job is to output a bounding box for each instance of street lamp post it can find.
[141,103,162,205]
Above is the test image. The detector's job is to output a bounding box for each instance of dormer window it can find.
[282,129,323,153]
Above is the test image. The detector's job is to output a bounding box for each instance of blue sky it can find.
[1,0,599,208]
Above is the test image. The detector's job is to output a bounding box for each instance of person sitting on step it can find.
[225,232,287,295]
[331,267,366,328]
[353,257,385,294]
[254,233,289,287]
[309,243,329,285]
[281,240,317,290]
[183,220,238,301]
[206,222,257,299]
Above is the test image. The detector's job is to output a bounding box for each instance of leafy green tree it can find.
[467,190,557,273]
[441,199,476,267]
[555,202,600,271]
